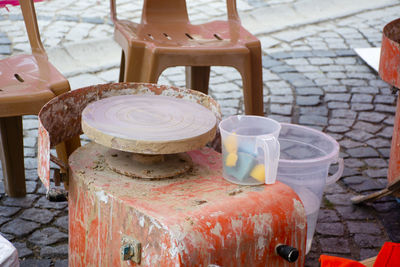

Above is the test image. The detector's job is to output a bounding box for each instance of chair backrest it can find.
[141,0,189,24]
[19,0,46,55]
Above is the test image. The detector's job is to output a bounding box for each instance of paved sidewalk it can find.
[1,0,400,266]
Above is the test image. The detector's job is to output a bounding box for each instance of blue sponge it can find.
[237,140,257,156]
[225,152,256,181]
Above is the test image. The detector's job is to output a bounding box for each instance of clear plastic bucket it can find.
[219,115,281,185]
[277,123,344,254]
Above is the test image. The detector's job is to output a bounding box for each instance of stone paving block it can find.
[294,65,320,72]
[344,130,373,142]
[0,45,11,55]
[2,194,39,208]
[26,181,37,194]
[318,209,340,223]
[347,72,376,80]
[324,183,346,194]
[363,168,388,179]
[354,234,386,248]
[20,259,51,267]
[351,86,379,94]
[1,219,40,237]
[329,118,354,127]
[40,244,68,258]
[320,65,345,72]
[316,222,344,236]
[0,206,20,217]
[24,157,38,170]
[377,127,394,139]
[353,121,382,134]
[364,158,388,168]
[295,87,323,95]
[270,104,292,115]
[54,260,69,267]
[375,104,397,113]
[320,237,350,254]
[296,96,321,106]
[339,139,363,149]
[335,206,375,220]
[270,95,293,104]
[351,94,373,103]
[370,79,390,87]
[326,72,347,79]
[326,125,349,133]
[29,227,68,246]
[378,148,391,158]
[0,216,11,226]
[351,103,374,111]
[309,57,334,66]
[343,158,364,168]
[322,85,347,93]
[325,93,351,102]
[347,221,382,235]
[20,208,56,224]
[299,106,329,116]
[314,78,340,86]
[299,115,327,126]
[34,196,68,210]
[346,147,379,158]
[303,71,326,80]
[54,215,68,231]
[366,138,391,148]
[14,242,33,258]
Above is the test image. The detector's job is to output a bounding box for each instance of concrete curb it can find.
[47,38,121,78]
[47,0,398,77]
[242,0,398,35]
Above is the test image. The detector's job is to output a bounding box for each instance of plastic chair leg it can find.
[123,47,146,82]
[119,50,125,82]
[0,116,26,197]
[185,66,210,94]
[245,44,264,116]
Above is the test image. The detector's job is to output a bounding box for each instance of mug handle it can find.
[256,136,280,184]
[326,158,344,185]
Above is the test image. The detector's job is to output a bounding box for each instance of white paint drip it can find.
[149,217,162,229]
[139,216,145,227]
[293,198,306,229]
[211,222,224,247]
[210,211,224,217]
[95,190,108,204]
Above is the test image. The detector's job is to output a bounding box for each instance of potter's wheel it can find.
[81,95,217,179]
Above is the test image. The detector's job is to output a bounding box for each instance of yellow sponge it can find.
[225,153,238,167]
[250,164,265,183]
[224,133,237,153]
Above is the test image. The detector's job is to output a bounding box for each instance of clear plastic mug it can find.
[219,115,281,185]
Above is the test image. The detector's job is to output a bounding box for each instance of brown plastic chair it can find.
[0,0,75,197]
[110,0,264,115]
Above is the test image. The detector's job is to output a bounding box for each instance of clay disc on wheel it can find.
[104,149,193,179]
[81,94,217,154]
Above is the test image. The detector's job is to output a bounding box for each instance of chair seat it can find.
[0,54,69,117]
[115,20,258,51]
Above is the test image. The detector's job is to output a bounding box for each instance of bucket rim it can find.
[278,123,340,165]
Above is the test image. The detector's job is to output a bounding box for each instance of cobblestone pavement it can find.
[1,0,400,266]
